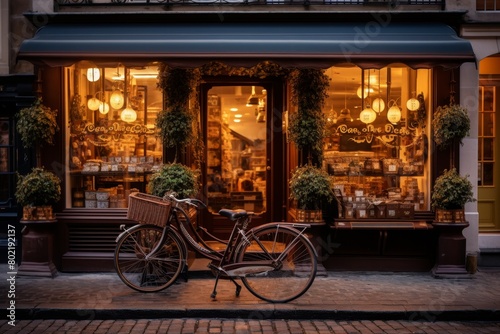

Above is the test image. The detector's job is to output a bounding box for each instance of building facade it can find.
[1,0,498,271]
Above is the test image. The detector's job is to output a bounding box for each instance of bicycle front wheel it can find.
[114,225,185,292]
[236,224,317,303]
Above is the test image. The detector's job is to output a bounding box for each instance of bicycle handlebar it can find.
[165,192,207,209]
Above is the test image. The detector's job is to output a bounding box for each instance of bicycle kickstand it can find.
[210,270,242,299]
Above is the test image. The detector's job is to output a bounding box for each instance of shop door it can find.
[200,82,285,238]
[478,84,500,231]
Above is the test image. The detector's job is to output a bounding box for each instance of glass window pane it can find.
[0,175,10,202]
[484,112,495,137]
[483,162,494,186]
[484,86,494,110]
[483,138,494,161]
[478,139,483,160]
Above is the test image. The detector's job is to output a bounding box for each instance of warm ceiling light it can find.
[372,98,385,113]
[406,97,420,111]
[99,102,110,115]
[387,105,402,124]
[234,114,243,118]
[87,97,101,111]
[132,73,158,79]
[233,119,241,123]
[87,68,100,82]
[110,90,124,109]
[121,106,137,122]
[246,86,259,107]
[356,86,374,99]
[359,106,377,124]
[230,107,238,112]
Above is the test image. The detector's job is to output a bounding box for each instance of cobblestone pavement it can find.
[1,319,500,334]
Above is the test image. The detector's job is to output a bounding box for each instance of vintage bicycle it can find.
[114,192,317,303]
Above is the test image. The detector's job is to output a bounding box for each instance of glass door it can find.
[201,83,282,237]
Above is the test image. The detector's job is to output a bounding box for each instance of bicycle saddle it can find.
[218,209,248,220]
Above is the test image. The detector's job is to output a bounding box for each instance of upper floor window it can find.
[477,0,500,11]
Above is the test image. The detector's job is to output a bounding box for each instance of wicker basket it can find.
[127,192,171,227]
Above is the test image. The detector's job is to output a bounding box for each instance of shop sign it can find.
[72,121,156,145]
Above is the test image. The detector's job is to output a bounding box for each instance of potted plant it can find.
[432,104,470,149]
[16,98,59,150]
[289,164,334,222]
[15,167,61,220]
[431,168,475,223]
[148,163,199,199]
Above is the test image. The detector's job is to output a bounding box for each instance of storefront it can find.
[17,20,476,271]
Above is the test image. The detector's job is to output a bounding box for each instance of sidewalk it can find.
[1,260,499,322]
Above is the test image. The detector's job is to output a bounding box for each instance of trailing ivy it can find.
[156,106,195,149]
[156,65,201,160]
[287,69,330,164]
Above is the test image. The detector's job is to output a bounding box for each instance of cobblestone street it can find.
[2,319,500,334]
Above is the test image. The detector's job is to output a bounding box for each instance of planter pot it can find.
[18,219,58,278]
[296,209,323,222]
[435,208,465,223]
[23,205,54,220]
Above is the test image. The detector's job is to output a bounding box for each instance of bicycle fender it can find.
[115,224,169,243]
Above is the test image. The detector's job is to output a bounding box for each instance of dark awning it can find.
[17,22,476,69]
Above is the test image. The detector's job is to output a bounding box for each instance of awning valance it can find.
[17,22,476,69]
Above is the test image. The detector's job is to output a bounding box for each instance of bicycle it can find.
[114,192,318,303]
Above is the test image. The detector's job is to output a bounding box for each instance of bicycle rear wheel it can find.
[236,224,317,303]
[114,225,185,292]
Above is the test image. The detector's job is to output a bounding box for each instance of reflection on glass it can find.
[483,138,494,161]
[206,86,267,214]
[0,120,9,172]
[483,162,494,186]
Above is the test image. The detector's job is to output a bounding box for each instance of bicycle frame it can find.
[168,198,315,278]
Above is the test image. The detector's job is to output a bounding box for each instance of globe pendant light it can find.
[372,98,385,113]
[99,102,110,115]
[387,100,402,124]
[87,97,101,111]
[121,105,137,122]
[87,68,100,82]
[406,97,420,112]
[110,89,124,109]
[360,105,377,124]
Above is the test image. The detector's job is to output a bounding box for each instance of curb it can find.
[13,308,500,321]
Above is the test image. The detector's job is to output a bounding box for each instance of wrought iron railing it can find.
[56,0,445,6]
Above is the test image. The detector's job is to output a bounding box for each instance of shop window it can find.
[64,62,163,209]
[323,66,431,218]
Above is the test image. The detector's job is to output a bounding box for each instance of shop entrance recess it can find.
[200,81,285,238]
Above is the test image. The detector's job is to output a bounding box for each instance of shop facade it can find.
[10,4,481,272]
